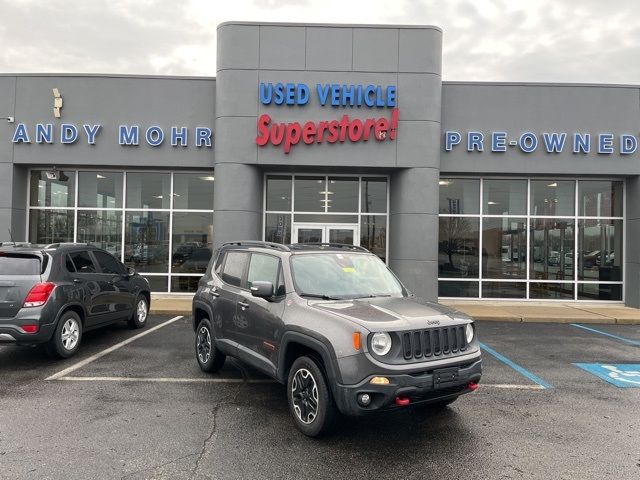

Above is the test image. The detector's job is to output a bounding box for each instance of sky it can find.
[1,0,640,83]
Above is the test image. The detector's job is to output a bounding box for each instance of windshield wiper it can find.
[298,293,342,300]
[350,294,392,299]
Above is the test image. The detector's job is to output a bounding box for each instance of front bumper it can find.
[333,357,482,416]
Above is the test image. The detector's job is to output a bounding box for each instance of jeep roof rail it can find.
[289,243,370,252]
[43,242,91,249]
[221,241,291,252]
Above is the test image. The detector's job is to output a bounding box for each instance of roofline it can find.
[443,80,640,89]
[0,73,215,81]
[217,21,442,32]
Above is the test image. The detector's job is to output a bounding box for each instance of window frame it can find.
[438,176,625,303]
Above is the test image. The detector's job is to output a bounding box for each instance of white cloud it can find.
[0,0,639,83]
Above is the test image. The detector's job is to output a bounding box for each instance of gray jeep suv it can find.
[192,241,482,437]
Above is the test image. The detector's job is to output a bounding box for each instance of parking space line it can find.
[54,376,276,383]
[479,342,554,389]
[570,323,640,346]
[46,316,184,381]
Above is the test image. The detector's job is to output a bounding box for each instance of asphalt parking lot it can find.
[1,316,639,480]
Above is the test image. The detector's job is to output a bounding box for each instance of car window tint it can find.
[93,251,125,275]
[221,251,248,287]
[276,267,286,296]
[69,251,96,273]
[213,251,225,275]
[0,256,41,275]
[65,254,76,272]
[247,254,279,294]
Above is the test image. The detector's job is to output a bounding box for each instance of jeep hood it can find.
[308,296,471,331]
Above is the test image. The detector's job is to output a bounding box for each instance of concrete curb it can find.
[149,297,640,324]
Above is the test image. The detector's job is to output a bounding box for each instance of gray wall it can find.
[0,74,216,242]
[441,82,640,175]
[214,22,443,300]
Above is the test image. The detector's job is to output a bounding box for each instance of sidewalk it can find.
[150,295,640,325]
[440,300,640,324]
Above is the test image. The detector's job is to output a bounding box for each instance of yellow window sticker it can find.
[343,267,356,273]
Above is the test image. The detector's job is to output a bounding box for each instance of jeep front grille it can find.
[401,326,467,361]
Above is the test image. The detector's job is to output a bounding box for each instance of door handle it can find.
[73,278,83,284]
[237,301,250,309]
[210,291,220,297]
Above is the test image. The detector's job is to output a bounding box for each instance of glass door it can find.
[293,225,323,244]
[293,224,359,246]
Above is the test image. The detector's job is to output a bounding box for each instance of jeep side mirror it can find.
[127,266,136,276]
[250,281,273,299]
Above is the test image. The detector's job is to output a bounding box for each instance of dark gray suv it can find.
[0,243,151,358]
[193,241,482,437]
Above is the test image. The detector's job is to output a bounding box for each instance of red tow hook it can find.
[468,381,479,391]
[395,396,410,407]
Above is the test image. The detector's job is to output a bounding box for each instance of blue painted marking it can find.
[509,140,517,146]
[574,363,640,388]
[479,342,553,389]
[570,324,640,346]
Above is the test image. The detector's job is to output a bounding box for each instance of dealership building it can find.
[0,22,637,305]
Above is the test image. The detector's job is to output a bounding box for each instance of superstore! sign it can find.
[255,82,399,154]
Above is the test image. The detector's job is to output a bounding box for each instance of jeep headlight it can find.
[465,323,475,344]
[371,332,392,356]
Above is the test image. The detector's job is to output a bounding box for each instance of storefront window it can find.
[482,217,527,279]
[125,211,170,273]
[29,170,214,292]
[265,213,292,244]
[265,175,388,262]
[360,216,386,261]
[361,177,387,213]
[28,209,74,244]
[530,218,574,281]
[439,178,480,214]
[439,177,624,301]
[578,219,622,281]
[77,210,122,257]
[78,171,123,208]
[125,172,171,209]
[266,176,292,211]
[530,180,574,216]
[171,212,213,274]
[578,180,623,217]
[328,177,358,212]
[438,217,480,278]
[294,176,325,212]
[173,173,214,210]
[29,170,75,207]
[483,179,527,215]
[438,281,479,298]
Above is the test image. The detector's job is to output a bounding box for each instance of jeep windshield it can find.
[290,252,405,299]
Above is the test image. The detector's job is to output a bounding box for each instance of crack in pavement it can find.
[191,403,220,480]
[190,382,248,480]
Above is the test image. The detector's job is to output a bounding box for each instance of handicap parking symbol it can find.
[574,363,640,388]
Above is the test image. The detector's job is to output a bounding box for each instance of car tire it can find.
[287,356,336,437]
[128,294,149,329]
[195,318,225,373]
[46,311,83,359]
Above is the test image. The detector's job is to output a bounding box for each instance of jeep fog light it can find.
[465,323,474,343]
[358,393,372,406]
[371,332,392,356]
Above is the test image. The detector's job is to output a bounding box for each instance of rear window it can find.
[0,255,41,275]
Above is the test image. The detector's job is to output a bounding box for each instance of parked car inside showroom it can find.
[192,241,482,437]
[0,243,151,358]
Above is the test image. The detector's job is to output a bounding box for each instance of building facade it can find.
[0,22,636,305]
